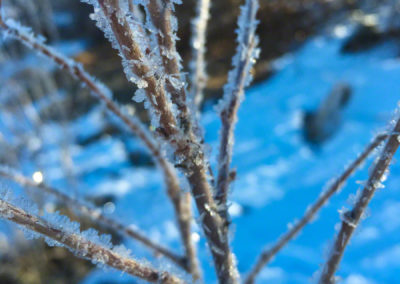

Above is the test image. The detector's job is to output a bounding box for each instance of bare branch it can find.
[318,119,400,283]
[145,0,193,135]
[142,1,202,279]
[95,0,179,137]
[0,199,183,284]
[85,2,239,282]
[0,9,197,276]
[0,166,187,270]
[215,0,260,223]
[90,1,201,279]
[244,133,388,284]
[189,0,211,108]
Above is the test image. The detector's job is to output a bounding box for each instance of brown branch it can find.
[0,166,187,270]
[144,1,202,279]
[0,199,183,284]
[94,1,201,279]
[0,8,197,276]
[87,2,239,282]
[244,133,388,284]
[216,0,260,226]
[145,0,192,134]
[97,0,178,137]
[319,119,400,283]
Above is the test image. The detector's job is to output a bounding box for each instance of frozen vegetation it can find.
[0,0,400,283]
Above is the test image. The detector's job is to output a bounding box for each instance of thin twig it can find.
[88,2,239,282]
[93,1,200,279]
[0,9,196,275]
[0,166,187,270]
[216,0,260,225]
[0,199,183,284]
[189,0,210,108]
[244,133,388,284]
[145,0,192,135]
[319,119,400,283]
[96,0,179,137]
[143,0,202,279]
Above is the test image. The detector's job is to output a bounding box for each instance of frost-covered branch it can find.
[144,0,193,136]
[0,166,187,270]
[84,1,239,282]
[89,0,179,137]
[244,133,389,284]
[216,0,260,223]
[84,1,201,278]
[189,0,210,108]
[0,199,183,283]
[140,2,202,277]
[319,119,400,283]
[0,8,198,277]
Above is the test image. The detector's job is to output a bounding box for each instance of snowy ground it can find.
[1,22,400,284]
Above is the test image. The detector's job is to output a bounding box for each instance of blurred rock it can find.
[303,83,352,144]
[341,24,383,53]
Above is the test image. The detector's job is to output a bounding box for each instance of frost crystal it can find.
[216,0,260,114]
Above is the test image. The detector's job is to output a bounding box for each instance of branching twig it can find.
[318,119,400,283]
[0,199,183,284]
[0,9,196,276]
[0,166,187,270]
[91,2,239,282]
[244,133,389,284]
[95,0,179,137]
[142,1,202,278]
[91,1,201,279]
[145,0,193,135]
[189,0,210,108]
[216,0,260,224]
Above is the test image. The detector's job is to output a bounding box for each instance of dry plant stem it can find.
[189,0,210,107]
[145,1,202,279]
[0,200,183,284]
[319,120,400,283]
[98,0,178,137]
[244,133,389,284]
[98,1,200,278]
[187,164,239,284]
[0,167,187,270]
[216,0,259,221]
[0,10,196,274]
[98,2,238,282]
[146,0,192,133]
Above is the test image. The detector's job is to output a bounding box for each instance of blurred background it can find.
[0,0,400,283]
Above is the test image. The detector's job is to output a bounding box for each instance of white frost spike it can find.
[215,0,260,210]
[189,0,211,108]
[133,88,147,103]
[217,0,260,114]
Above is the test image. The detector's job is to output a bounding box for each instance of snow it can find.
[1,6,400,284]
